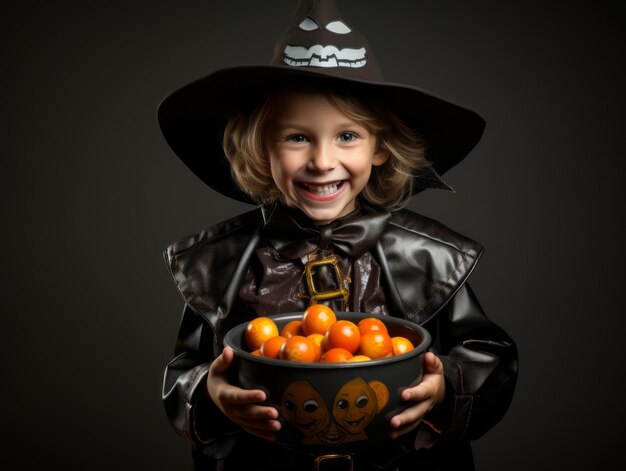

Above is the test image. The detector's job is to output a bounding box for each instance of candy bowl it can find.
[222,311,431,452]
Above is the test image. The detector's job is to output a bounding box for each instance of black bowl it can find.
[223,311,431,452]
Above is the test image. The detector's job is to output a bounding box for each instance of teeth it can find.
[303,182,340,195]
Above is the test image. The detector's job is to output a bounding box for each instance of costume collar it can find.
[261,201,391,259]
[164,206,483,335]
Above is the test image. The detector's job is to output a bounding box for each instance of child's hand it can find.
[207,346,281,441]
[389,351,445,439]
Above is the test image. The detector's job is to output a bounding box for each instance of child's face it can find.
[267,92,389,224]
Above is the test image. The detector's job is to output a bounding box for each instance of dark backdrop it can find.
[4,1,625,469]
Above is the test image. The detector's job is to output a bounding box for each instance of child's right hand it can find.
[207,346,281,441]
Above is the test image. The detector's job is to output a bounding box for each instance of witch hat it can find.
[157,0,486,204]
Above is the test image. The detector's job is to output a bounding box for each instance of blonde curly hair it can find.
[223,89,432,209]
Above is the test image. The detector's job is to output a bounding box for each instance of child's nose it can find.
[307,143,337,172]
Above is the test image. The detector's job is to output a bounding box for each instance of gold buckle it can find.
[304,255,349,305]
[313,453,354,471]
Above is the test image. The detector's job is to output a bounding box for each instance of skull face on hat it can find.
[271,0,383,79]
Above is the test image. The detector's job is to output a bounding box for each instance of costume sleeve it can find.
[162,304,238,448]
[418,282,518,446]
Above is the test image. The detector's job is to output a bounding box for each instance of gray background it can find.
[4,1,625,469]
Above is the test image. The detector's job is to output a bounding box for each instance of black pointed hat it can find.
[158,0,486,204]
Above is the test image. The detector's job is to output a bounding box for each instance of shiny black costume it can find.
[162,202,518,470]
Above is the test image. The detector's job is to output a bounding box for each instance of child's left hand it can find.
[389,351,445,439]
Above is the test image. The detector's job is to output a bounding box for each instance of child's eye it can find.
[287,134,309,143]
[338,132,357,142]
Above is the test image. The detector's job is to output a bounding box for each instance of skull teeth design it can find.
[284,44,367,68]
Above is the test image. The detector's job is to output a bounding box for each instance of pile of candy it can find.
[245,304,414,363]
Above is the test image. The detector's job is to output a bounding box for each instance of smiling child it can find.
[158,1,518,470]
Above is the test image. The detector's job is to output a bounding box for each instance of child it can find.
[158,1,518,470]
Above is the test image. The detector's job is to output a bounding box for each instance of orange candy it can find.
[245,317,279,351]
[260,335,287,359]
[348,355,372,362]
[391,336,414,356]
[278,335,317,362]
[307,333,326,362]
[245,308,415,363]
[324,320,361,354]
[320,347,354,363]
[359,331,393,359]
[280,320,304,338]
[357,317,388,335]
[302,304,337,335]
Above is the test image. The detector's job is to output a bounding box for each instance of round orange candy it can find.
[359,331,393,359]
[281,320,304,338]
[320,347,353,363]
[250,349,262,356]
[348,355,372,362]
[307,333,325,362]
[357,317,388,336]
[324,320,361,354]
[279,335,317,362]
[245,317,279,351]
[260,335,287,359]
[302,304,337,336]
[391,336,414,356]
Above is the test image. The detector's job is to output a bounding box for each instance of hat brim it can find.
[157,65,485,204]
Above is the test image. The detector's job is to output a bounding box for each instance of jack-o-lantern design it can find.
[280,376,389,446]
[276,0,382,72]
[283,13,366,69]
[331,378,389,443]
[281,380,331,442]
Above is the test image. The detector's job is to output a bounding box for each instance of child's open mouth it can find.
[298,180,345,196]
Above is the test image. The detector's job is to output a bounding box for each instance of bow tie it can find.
[261,203,391,259]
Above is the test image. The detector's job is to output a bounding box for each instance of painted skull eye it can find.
[299,17,319,31]
[356,394,369,408]
[284,400,295,411]
[337,399,349,410]
[303,400,319,412]
[325,20,351,34]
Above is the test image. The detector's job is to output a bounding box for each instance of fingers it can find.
[209,348,268,405]
[424,351,444,374]
[389,353,445,437]
[401,381,429,402]
[216,383,267,406]
[389,399,433,439]
[400,372,442,402]
[232,403,279,421]
[390,399,433,430]
[227,404,281,441]
[399,352,444,402]
[206,348,280,442]
[210,346,234,375]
